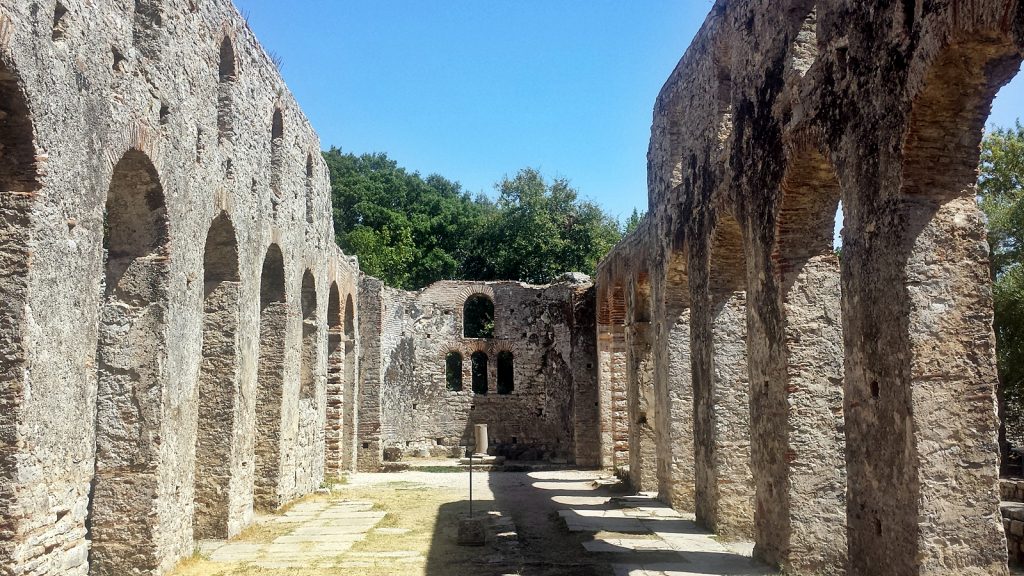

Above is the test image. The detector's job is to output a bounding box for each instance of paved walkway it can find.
[199,499,390,569]
[189,468,776,575]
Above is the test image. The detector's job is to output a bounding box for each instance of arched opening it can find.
[270,108,284,199]
[626,272,657,492]
[471,351,488,395]
[193,213,241,540]
[446,352,463,392]
[217,37,236,142]
[254,244,286,510]
[751,145,845,571]
[843,34,1022,574]
[299,270,317,401]
[695,208,754,538]
[496,351,514,395]
[342,293,356,471]
[0,63,40,573]
[463,294,494,338]
[655,247,695,512]
[325,283,344,478]
[89,149,169,574]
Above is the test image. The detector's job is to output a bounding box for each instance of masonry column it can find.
[626,319,657,492]
[693,214,754,538]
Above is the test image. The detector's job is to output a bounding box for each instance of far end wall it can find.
[357,276,598,469]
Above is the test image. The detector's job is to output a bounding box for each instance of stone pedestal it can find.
[457,516,487,546]
[473,423,489,456]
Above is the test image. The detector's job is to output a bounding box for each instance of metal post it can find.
[469,449,473,517]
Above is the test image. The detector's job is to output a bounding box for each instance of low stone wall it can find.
[1002,480,1024,564]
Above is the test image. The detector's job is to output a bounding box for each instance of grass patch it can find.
[411,465,465,473]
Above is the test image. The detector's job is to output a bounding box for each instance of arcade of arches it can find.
[1,1,1023,575]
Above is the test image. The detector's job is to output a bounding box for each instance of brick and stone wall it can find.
[356,276,598,468]
[594,1,1021,574]
[0,1,361,574]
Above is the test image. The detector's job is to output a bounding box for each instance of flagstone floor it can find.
[175,466,776,576]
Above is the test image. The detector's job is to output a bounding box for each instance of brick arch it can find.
[698,197,754,537]
[851,25,1023,574]
[454,284,497,314]
[105,122,166,178]
[751,133,847,571]
[708,202,746,295]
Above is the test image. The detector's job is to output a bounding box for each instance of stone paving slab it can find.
[200,499,388,568]
[584,538,678,553]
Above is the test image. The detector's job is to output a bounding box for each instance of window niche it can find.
[471,351,488,395]
[497,351,514,395]
[445,352,463,391]
[463,294,494,338]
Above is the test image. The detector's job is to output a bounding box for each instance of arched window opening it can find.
[497,351,514,395]
[305,152,315,223]
[463,294,494,338]
[325,283,344,477]
[344,294,355,338]
[194,213,241,540]
[299,270,317,401]
[270,108,284,199]
[217,37,236,143]
[471,352,488,395]
[254,245,287,509]
[90,149,169,574]
[446,352,463,392]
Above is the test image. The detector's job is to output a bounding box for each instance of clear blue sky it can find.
[234,1,1023,224]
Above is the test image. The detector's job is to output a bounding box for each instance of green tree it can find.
[980,122,1024,396]
[326,150,623,288]
[624,208,646,234]
[324,148,495,289]
[978,121,1024,466]
[473,168,622,284]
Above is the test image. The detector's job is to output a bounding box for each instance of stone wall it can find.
[356,277,598,468]
[595,0,1021,574]
[0,1,361,574]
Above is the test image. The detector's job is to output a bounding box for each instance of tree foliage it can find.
[624,208,645,234]
[325,148,625,289]
[979,121,1024,414]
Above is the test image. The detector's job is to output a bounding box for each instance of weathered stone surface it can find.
[595,1,1019,574]
[357,279,597,467]
[0,1,360,574]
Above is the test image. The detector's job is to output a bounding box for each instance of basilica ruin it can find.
[1,0,1023,575]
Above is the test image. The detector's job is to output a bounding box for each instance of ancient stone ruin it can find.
[1,0,1022,575]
